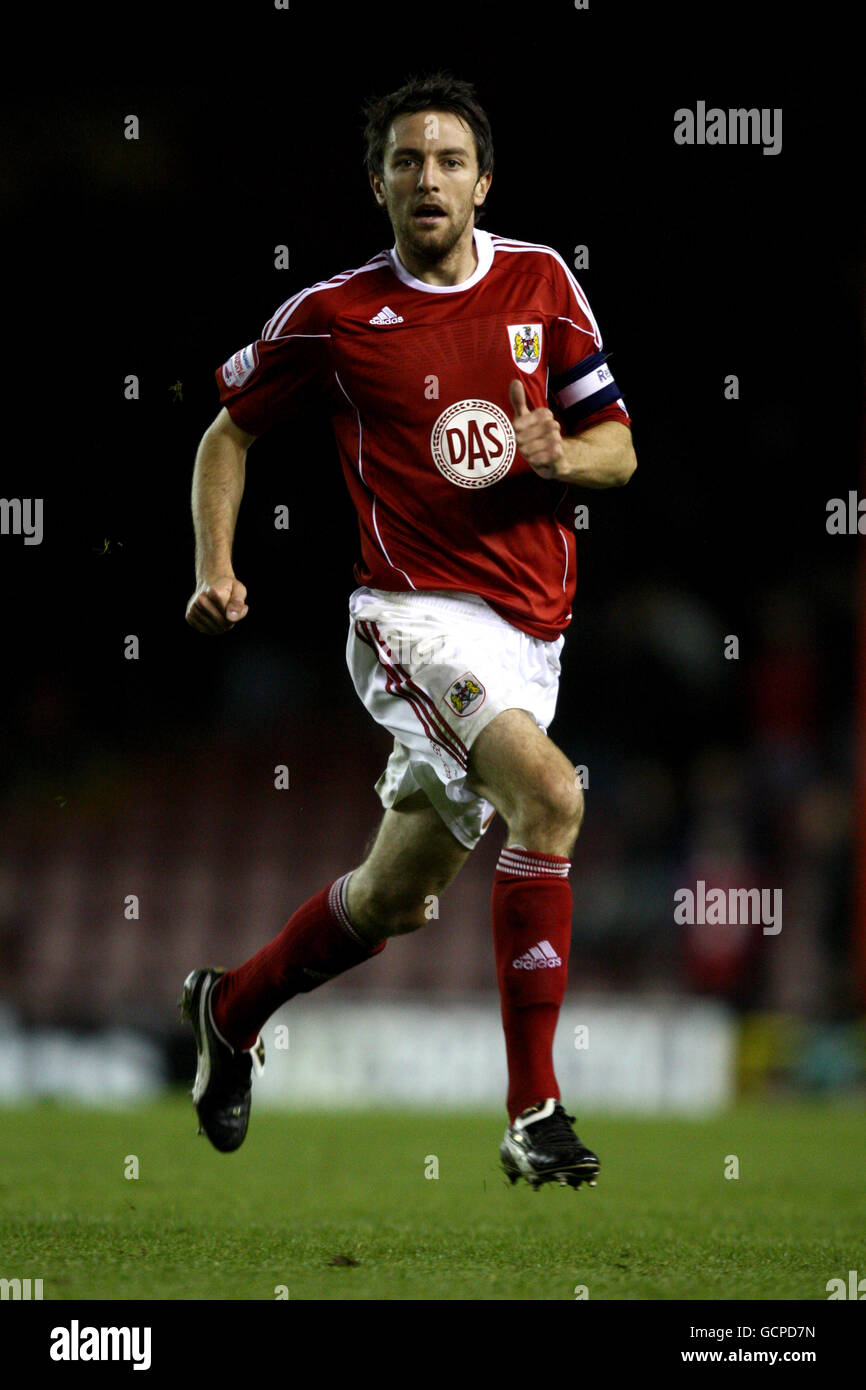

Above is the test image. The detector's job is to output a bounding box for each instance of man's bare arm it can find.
[556,420,637,488]
[185,408,258,635]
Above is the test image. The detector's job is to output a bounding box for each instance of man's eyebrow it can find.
[388,145,470,159]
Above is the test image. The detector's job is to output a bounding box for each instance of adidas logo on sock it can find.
[369,305,404,325]
[512,940,562,970]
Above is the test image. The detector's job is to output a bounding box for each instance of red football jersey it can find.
[216,229,632,640]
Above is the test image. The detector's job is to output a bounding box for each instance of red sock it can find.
[491,845,572,1121]
[212,872,385,1050]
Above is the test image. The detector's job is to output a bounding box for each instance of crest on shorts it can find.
[508,323,542,375]
[446,672,486,717]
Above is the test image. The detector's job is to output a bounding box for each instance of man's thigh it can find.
[466,707,582,829]
[346,789,471,931]
[346,587,563,854]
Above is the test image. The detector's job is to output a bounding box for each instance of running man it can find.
[182,73,636,1190]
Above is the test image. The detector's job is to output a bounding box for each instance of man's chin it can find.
[404,220,461,260]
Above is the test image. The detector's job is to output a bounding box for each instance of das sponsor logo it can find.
[430,399,515,488]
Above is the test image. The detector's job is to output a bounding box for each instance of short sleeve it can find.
[215,286,335,436]
[546,257,632,434]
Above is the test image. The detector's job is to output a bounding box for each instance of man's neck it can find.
[394,227,479,286]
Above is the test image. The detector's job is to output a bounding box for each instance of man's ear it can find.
[474,170,492,207]
[369,170,387,207]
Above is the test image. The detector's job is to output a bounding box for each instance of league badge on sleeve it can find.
[221,342,258,389]
[508,323,543,375]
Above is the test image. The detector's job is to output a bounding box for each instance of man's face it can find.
[370,109,491,262]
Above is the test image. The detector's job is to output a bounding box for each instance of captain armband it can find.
[550,352,626,428]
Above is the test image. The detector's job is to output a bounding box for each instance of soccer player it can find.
[182,73,636,1190]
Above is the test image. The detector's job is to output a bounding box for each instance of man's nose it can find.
[417,158,440,189]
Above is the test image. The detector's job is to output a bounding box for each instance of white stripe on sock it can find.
[328,871,368,945]
[497,847,571,878]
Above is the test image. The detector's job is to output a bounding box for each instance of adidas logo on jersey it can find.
[512,940,562,970]
[369,305,404,325]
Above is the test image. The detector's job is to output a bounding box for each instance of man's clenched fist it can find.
[185,576,249,635]
[509,378,564,479]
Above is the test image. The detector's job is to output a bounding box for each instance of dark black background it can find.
[1,0,861,793]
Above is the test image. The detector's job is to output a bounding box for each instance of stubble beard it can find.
[398,204,475,267]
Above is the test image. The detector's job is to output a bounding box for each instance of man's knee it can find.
[469,711,584,847]
[511,773,585,847]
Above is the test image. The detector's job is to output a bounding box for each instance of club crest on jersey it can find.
[446,672,486,717]
[222,343,258,389]
[508,323,543,375]
[430,399,516,489]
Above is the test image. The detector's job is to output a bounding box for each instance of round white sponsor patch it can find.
[430,399,515,489]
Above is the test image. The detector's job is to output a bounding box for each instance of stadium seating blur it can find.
[0,571,858,1098]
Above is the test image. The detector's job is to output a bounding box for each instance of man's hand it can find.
[185,575,249,635]
[509,378,564,480]
[510,378,637,488]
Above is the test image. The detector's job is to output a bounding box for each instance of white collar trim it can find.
[388,228,494,294]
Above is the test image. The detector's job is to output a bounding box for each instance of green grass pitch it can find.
[1,1095,863,1300]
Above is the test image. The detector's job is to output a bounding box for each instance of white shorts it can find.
[346,586,565,850]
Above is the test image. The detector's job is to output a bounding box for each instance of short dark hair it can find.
[362,71,494,187]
